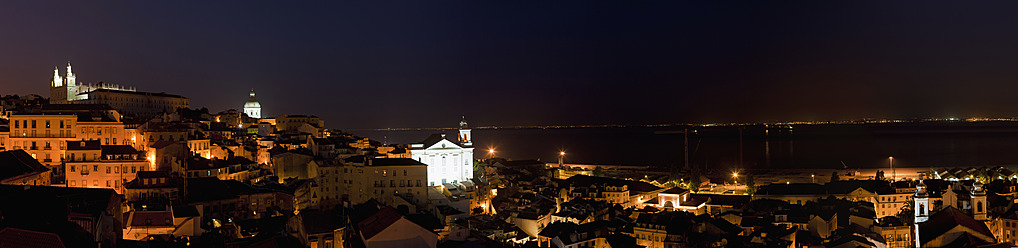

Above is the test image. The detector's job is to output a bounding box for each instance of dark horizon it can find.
[6,1,1018,129]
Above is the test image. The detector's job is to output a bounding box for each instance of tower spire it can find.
[52,67,62,87]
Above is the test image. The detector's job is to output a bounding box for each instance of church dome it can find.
[244,90,260,108]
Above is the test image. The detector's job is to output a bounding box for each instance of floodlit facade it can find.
[244,89,261,118]
[409,117,474,186]
[49,62,189,116]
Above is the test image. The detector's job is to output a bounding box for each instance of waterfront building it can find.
[244,89,262,119]
[410,118,474,186]
[49,63,189,117]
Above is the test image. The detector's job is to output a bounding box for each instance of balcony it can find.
[17,134,76,138]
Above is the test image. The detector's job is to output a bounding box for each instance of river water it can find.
[351,121,1018,172]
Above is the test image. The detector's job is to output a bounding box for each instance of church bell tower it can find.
[971,181,987,221]
[458,116,471,146]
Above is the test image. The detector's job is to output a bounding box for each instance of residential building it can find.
[64,142,147,194]
[124,171,180,203]
[8,113,77,168]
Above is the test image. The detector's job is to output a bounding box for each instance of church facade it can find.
[410,117,474,186]
[49,63,189,117]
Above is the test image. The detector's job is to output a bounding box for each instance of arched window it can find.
[978,201,983,212]
[919,204,925,215]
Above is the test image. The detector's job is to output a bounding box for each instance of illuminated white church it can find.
[410,117,475,186]
[49,62,189,116]
[244,89,261,118]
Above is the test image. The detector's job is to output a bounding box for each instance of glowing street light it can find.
[558,151,566,167]
[732,172,739,185]
[488,148,496,159]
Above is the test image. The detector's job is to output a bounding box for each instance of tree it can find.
[593,166,605,177]
[896,199,915,226]
[831,172,840,182]
[745,174,757,195]
[875,170,885,181]
[688,166,703,193]
[473,160,485,179]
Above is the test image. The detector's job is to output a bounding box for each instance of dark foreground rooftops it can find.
[565,175,661,194]
[0,150,50,181]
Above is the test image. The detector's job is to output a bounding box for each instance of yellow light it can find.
[489,149,495,154]
[559,151,565,156]
[732,172,738,178]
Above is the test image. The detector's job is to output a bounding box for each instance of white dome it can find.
[245,100,260,108]
[244,89,260,108]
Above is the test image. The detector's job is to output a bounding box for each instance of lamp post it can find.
[811,174,815,183]
[732,172,739,185]
[558,151,565,167]
[488,148,495,159]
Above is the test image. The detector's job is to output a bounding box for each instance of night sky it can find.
[4,1,1018,129]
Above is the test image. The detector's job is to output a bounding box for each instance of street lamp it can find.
[732,172,739,185]
[811,174,815,183]
[558,151,566,167]
[488,148,495,159]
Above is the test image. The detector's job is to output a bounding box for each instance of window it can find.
[93,165,98,171]
[106,166,111,174]
[70,165,75,172]
[132,167,136,173]
[60,121,64,128]
[13,121,17,128]
[45,120,50,128]
[31,120,36,128]
[404,170,407,176]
